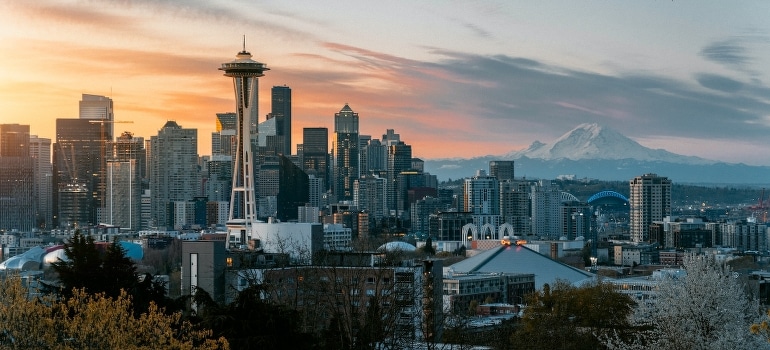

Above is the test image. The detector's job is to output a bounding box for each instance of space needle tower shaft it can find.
[220,38,269,242]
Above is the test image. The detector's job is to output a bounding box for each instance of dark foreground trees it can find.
[511,279,635,350]
[192,285,316,350]
[0,275,228,349]
[50,230,172,315]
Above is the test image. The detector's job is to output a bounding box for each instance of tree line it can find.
[4,230,770,349]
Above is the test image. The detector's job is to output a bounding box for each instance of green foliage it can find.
[0,275,228,350]
[50,230,174,316]
[511,279,634,350]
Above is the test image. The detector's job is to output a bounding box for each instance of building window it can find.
[226,257,232,267]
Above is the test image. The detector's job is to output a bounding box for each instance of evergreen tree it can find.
[50,230,173,316]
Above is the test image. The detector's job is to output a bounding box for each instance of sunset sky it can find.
[2,1,770,165]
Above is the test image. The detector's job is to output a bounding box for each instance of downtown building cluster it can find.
[1,56,769,261]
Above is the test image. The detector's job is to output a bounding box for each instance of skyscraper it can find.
[79,94,114,138]
[29,135,52,229]
[629,173,671,243]
[0,124,35,231]
[53,118,102,228]
[105,159,140,230]
[387,140,412,215]
[489,160,514,181]
[219,44,269,241]
[302,127,329,193]
[113,131,146,184]
[148,121,199,229]
[333,104,359,201]
[271,85,292,156]
[500,180,531,235]
[531,180,562,238]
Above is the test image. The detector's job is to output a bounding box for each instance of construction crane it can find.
[88,119,134,222]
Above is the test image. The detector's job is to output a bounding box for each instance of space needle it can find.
[220,38,269,245]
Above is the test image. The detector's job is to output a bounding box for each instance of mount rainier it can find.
[424,123,768,184]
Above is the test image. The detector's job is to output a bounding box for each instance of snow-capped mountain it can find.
[504,123,715,165]
[424,123,770,183]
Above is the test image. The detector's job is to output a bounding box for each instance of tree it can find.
[192,285,315,350]
[604,254,767,350]
[751,309,770,344]
[423,237,436,256]
[0,275,228,349]
[50,230,175,316]
[511,279,634,350]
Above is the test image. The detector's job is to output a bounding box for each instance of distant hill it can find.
[424,123,770,184]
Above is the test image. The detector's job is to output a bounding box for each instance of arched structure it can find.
[498,223,515,238]
[462,223,478,241]
[561,192,579,203]
[587,190,629,206]
[480,223,496,239]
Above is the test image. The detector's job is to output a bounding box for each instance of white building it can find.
[234,220,324,264]
[323,223,352,251]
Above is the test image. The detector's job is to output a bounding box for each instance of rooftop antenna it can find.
[242,35,246,52]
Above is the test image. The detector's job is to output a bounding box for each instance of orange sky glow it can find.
[3,1,770,165]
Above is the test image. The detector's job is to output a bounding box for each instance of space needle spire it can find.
[220,39,269,245]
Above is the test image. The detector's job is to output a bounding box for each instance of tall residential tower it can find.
[629,173,671,243]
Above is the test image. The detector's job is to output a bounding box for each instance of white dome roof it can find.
[377,241,416,252]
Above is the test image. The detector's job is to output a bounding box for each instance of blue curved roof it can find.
[587,190,629,204]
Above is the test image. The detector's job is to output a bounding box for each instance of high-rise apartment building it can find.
[204,155,233,202]
[0,124,35,231]
[463,170,501,229]
[500,180,531,236]
[531,180,562,238]
[333,104,359,201]
[148,121,199,230]
[629,173,671,243]
[354,175,387,220]
[105,159,141,230]
[271,85,292,156]
[29,135,52,229]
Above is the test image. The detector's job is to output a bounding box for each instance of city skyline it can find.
[2,2,770,165]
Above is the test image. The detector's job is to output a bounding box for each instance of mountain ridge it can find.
[423,123,769,184]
